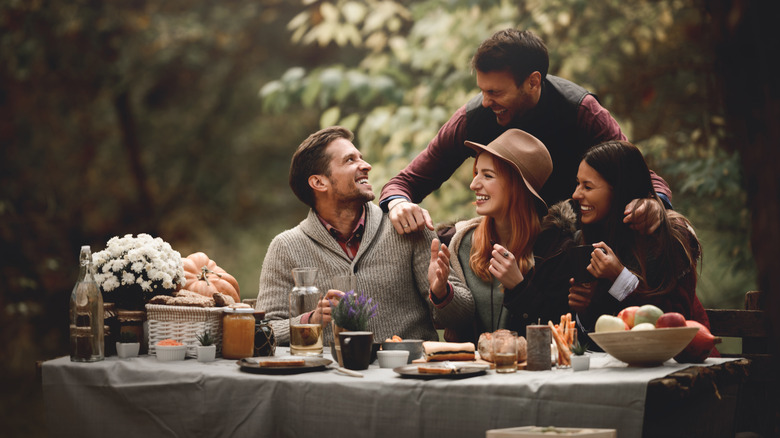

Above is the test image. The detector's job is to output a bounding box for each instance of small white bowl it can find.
[377,350,409,368]
[156,344,187,361]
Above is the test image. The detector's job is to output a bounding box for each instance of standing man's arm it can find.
[380,106,473,234]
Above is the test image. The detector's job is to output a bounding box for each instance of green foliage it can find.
[258,0,756,306]
[570,339,588,356]
[118,331,139,344]
[196,330,214,347]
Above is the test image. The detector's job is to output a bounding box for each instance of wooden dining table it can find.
[41,348,746,438]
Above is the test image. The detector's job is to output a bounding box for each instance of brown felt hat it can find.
[464,129,552,213]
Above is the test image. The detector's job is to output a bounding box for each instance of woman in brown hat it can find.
[427,129,572,343]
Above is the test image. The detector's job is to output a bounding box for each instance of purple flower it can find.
[331,288,377,331]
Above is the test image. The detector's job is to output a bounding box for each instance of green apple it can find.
[595,314,629,333]
[633,304,663,326]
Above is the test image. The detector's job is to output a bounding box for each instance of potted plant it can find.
[570,339,590,371]
[196,330,217,362]
[329,290,377,369]
[92,233,187,310]
[116,331,140,358]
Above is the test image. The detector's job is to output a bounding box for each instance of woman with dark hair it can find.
[566,140,710,333]
[427,129,571,343]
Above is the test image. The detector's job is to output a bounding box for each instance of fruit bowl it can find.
[588,326,699,366]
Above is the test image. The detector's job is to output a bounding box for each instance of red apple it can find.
[674,320,722,363]
[617,306,640,328]
[656,312,687,328]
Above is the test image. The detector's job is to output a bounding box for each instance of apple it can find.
[655,312,687,328]
[617,306,640,328]
[631,323,656,331]
[595,314,629,333]
[634,304,663,326]
[674,320,722,363]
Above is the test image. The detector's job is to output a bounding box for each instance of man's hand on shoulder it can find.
[623,197,663,234]
[388,199,434,234]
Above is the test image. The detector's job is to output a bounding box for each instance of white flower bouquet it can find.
[93,233,186,309]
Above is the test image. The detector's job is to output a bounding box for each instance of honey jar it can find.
[222,305,255,359]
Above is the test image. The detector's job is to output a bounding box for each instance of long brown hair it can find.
[469,152,541,282]
[581,141,700,296]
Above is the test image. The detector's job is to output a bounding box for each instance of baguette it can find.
[422,341,476,362]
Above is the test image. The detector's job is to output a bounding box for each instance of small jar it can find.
[222,307,256,359]
[253,311,276,357]
[117,309,147,354]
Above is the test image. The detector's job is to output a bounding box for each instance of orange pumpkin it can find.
[182,252,240,302]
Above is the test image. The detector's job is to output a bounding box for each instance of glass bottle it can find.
[69,245,105,362]
[289,267,323,356]
[253,311,276,357]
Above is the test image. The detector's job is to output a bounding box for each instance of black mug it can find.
[569,245,604,283]
[338,331,374,370]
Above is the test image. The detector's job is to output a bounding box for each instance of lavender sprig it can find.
[330,290,378,331]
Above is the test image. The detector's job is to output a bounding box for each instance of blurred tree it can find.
[0,0,333,371]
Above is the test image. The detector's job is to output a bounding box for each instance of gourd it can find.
[182,252,240,302]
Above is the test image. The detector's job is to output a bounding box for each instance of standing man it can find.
[255,126,440,345]
[380,29,670,235]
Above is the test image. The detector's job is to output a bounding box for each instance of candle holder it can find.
[526,325,552,371]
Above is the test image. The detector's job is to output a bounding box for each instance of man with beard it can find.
[381,29,671,236]
[255,126,441,346]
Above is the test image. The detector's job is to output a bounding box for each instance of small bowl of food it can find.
[377,350,410,368]
[155,339,187,361]
[381,337,424,364]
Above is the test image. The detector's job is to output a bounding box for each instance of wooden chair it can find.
[706,291,769,360]
[705,291,775,437]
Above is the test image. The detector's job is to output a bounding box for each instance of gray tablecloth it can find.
[42,350,735,438]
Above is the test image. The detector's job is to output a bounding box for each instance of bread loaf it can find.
[422,341,475,361]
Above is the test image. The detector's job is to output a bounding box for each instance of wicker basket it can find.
[146,304,224,358]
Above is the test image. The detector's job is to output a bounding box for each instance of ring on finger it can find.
[502,251,509,257]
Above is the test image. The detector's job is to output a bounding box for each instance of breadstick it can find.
[548,321,571,365]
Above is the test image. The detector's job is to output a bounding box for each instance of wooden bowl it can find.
[588,326,698,366]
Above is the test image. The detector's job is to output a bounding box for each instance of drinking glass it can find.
[493,331,518,373]
[329,274,356,363]
[289,267,323,356]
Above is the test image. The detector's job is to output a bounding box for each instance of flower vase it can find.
[331,322,347,367]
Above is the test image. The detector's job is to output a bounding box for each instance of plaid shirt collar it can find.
[316,206,366,260]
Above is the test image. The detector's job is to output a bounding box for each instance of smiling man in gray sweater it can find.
[255,126,441,345]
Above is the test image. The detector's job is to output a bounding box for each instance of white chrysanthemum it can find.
[92,233,185,297]
[121,271,136,285]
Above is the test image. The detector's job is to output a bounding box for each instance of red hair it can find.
[469,153,540,282]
